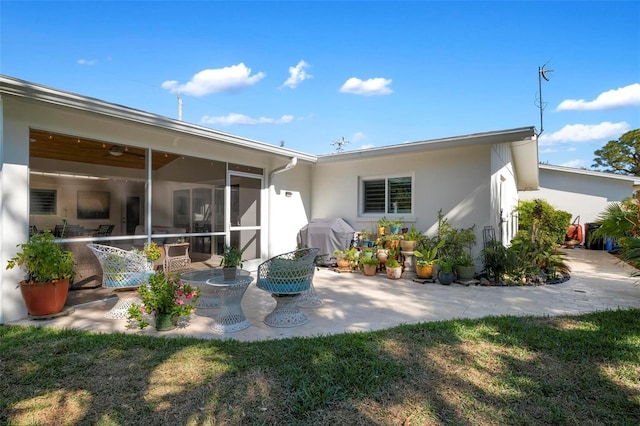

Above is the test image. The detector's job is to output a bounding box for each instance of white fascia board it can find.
[0,75,316,164]
[511,136,539,191]
[317,126,537,163]
[540,164,640,184]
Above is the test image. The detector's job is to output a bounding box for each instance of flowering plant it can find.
[126,272,200,329]
[142,242,162,261]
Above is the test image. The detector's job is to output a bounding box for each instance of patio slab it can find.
[7,248,640,341]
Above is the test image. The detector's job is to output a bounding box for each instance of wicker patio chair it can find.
[256,247,319,327]
[87,243,154,319]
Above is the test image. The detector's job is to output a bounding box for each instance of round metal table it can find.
[205,274,253,332]
[180,268,250,309]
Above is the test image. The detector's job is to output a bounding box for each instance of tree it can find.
[592,129,640,175]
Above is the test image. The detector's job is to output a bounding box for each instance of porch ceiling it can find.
[29,129,179,170]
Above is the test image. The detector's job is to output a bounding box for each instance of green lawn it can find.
[1,309,639,425]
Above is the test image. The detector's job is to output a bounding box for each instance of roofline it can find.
[540,164,640,184]
[317,126,537,163]
[0,74,317,163]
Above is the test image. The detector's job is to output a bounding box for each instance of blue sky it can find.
[2,1,639,168]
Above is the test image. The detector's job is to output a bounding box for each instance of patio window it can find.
[30,189,57,215]
[362,176,412,214]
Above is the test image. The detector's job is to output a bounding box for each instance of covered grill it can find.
[297,218,356,264]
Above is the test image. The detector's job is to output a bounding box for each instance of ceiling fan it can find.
[108,145,144,158]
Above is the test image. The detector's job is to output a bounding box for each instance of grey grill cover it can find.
[297,218,356,262]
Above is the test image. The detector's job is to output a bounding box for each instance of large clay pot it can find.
[415,264,433,279]
[19,278,70,316]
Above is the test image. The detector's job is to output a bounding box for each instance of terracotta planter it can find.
[336,258,351,270]
[386,266,402,280]
[415,264,433,279]
[19,277,70,316]
[363,264,378,276]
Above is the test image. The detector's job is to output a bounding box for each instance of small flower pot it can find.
[415,264,433,279]
[386,266,402,280]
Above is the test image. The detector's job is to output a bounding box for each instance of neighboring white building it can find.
[0,75,538,322]
[519,164,640,232]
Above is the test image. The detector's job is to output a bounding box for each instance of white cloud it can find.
[162,63,265,96]
[538,121,630,146]
[201,113,293,126]
[282,60,312,88]
[556,83,640,111]
[567,147,577,152]
[352,132,367,142]
[339,77,393,96]
[77,59,96,66]
[561,159,588,168]
[359,143,375,149]
[540,148,558,153]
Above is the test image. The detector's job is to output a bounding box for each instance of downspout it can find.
[268,157,298,256]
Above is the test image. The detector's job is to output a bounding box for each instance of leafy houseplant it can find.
[385,257,402,279]
[142,242,162,262]
[127,272,200,330]
[438,256,456,285]
[6,231,75,316]
[360,256,380,276]
[334,247,360,270]
[220,245,243,281]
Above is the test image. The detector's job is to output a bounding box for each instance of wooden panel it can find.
[29,129,179,170]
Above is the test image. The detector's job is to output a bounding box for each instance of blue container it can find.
[605,237,613,251]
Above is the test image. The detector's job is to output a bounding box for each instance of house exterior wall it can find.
[311,144,495,263]
[268,161,313,256]
[519,166,637,226]
[491,142,519,245]
[0,95,314,323]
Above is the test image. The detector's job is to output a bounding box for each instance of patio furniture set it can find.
[87,244,321,332]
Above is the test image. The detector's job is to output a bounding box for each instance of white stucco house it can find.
[519,164,640,243]
[0,75,539,323]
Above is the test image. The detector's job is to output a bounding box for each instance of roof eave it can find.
[0,75,317,163]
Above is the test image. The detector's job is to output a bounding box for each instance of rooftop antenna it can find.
[536,62,553,136]
[177,93,183,121]
[331,136,350,152]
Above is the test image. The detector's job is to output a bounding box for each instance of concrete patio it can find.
[8,248,640,341]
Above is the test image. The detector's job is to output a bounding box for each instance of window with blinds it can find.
[362,177,412,214]
[30,189,57,215]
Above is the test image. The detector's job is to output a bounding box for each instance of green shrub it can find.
[517,199,572,244]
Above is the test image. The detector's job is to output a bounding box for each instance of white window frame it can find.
[359,174,413,217]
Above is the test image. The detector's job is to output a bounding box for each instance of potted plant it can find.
[359,229,374,247]
[389,218,404,235]
[437,256,456,285]
[400,224,422,251]
[385,257,402,279]
[6,231,75,316]
[455,252,476,280]
[126,272,200,331]
[333,247,359,271]
[377,217,390,237]
[360,256,380,276]
[220,245,243,281]
[414,239,444,279]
